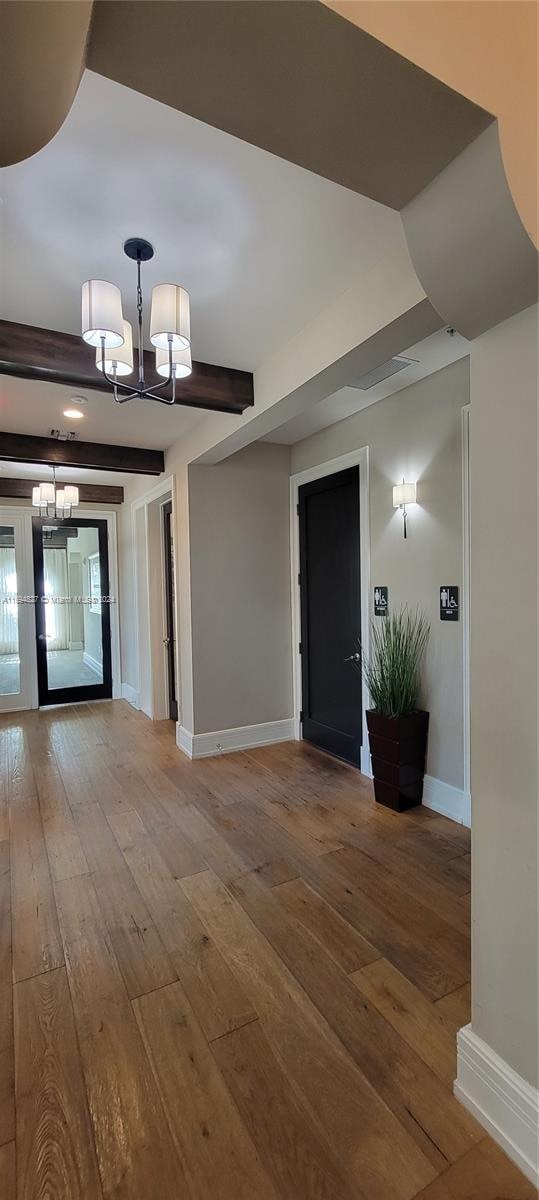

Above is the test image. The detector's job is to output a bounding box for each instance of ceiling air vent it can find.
[350,356,416,391]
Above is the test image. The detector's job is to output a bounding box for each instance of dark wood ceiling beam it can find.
[0,321,254,414]
[0,432,164,476]
[0,477,124,504]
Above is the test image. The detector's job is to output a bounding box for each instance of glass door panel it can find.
[32,517,112,705]
[0,525,21,697]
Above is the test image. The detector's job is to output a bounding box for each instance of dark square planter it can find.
[366,709,429,812]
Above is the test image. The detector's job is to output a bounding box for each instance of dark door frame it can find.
[32,516,113,706]
[291,449,371,775]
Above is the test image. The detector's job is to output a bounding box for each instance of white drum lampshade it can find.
[38,482,55,505]
[32,486,43,507]
[55,489,66,511]
[155,344,192,379]
[96,320,133,375]
[393,481,417,508]
[63,485,79,507]
[150,284,190,350]
[82,280,124,349]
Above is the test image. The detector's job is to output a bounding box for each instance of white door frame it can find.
[462,405,471,826]
[0,507,38,711]
[289,447,371,776]
[0,505,121,711]
[131,475,177,720]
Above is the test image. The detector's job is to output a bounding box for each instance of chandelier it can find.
[32,467,79,518]
[81,238,192,406]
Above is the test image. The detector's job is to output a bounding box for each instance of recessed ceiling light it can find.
[63,408,85,420]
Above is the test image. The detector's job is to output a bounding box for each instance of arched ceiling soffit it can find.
[86,0,492,211]
[0,1,92,168]
[3,1,537,338]
[86,0,539,337]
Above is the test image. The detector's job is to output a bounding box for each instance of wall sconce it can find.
[393,480,417,539]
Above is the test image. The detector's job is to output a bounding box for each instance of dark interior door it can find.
[299,467,362,765]
[32,517,112,706]
[162,501,178,721]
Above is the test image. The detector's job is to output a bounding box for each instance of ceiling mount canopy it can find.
[81,238,192,405]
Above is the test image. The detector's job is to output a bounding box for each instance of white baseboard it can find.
[360,757,469,826]
[68,640,83,651]
[176,718,295,760]
[360,746,372,778]
[83,651,102,675]
[423,774,470,827]
[455,1024,538,1187]
[121,683,140,709]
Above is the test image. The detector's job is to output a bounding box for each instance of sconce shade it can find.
[96,320,134,375]
[393,481,417,508]
[82,280,124,348]
[150,284,190,350]
[155,345,192,379]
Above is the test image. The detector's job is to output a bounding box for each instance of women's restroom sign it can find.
[440,585,459,621]
[374,586,389,616]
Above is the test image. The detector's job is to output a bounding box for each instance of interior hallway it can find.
[0,702,533,1199]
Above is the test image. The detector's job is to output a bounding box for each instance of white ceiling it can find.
[0,459,136,488]
[0,373,204,449]
[263,329,470,444]
[0,69,402,376]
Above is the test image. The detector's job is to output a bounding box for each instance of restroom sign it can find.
[374,586,389,616]
[440,585,459,621]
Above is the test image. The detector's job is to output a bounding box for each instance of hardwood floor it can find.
[0,701,533,1199]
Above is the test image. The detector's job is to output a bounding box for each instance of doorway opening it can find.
[32,516,112,706]
[291,447,371,775]
[298,466,362,766]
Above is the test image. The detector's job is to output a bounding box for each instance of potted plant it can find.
[363,607,430,812]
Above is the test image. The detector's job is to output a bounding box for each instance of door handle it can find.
[163,637,170,646]
[37,634,48,641]
[344,651,361,663]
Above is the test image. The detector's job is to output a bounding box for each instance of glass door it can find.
[0,511,36,713]
[32,517,112,705]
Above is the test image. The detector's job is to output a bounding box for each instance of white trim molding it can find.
[422,774,470,827]
[461,404,472,828]
[131,475,176,722]
[121,683,140,709]
[455,1024,539,1187]
[176,718,295,760]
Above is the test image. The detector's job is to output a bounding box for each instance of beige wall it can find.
[470,303,538,1087]
[188,441,292,734]
[324,0,538,246]
[291,358,469,789]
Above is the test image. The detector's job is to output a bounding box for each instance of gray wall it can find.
[470,303,538,1087]
[188,441,293,734]
[290,357,469,789]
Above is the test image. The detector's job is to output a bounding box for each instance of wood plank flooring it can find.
[0,701,533,1199]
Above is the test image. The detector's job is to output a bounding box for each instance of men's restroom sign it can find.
[440,585,459,621]
[374,586,389,616]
